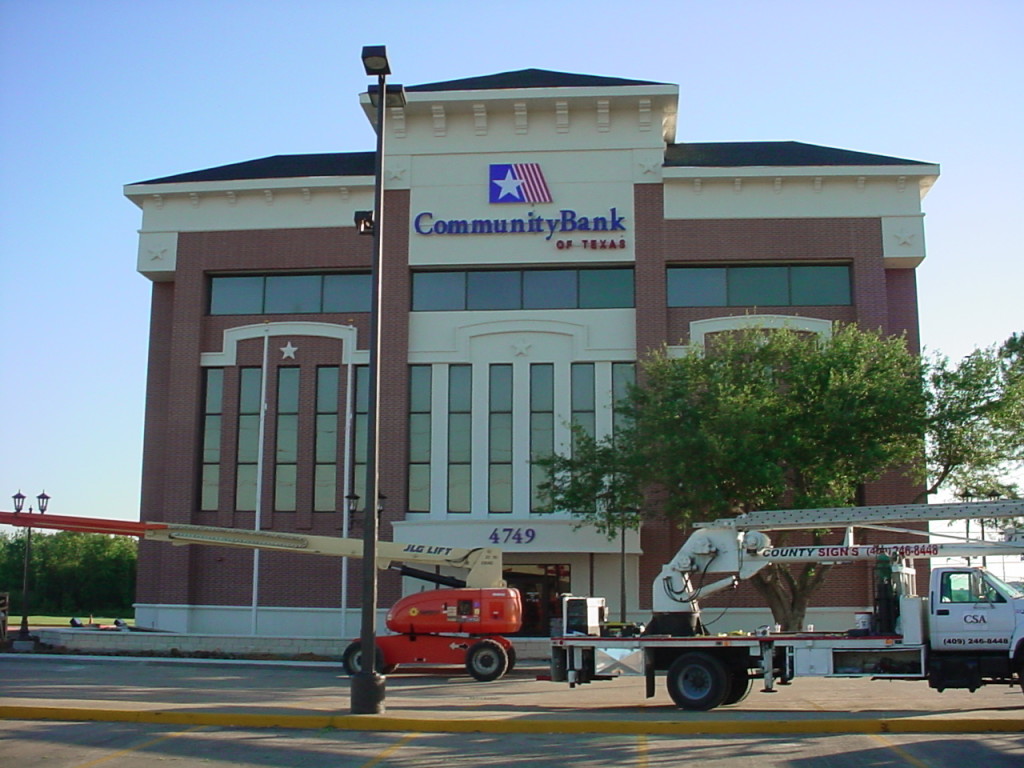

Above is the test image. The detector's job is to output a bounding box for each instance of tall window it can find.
[408,365,432,513]
[351,365,368,512]
[274,368,300,511]
[236,367,263,511]
[571,363,595,450]
[489,365,513,513]
[530,363,554,513]
[667,265,851,307]
[612,362,636,435]
[448,365,472,513]
[200,368,224,511]
[314,366,339,512]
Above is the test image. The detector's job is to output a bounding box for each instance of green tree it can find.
[0,530,136,617]
[541,324,927,631]
[923,332,1024,502]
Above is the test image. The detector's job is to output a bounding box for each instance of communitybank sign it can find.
[412,162,630,248]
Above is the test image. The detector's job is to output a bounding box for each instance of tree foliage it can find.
[0,530,136,616]
[923,332,1024,501]
[541,324,928,629]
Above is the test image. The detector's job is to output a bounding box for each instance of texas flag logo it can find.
[489,163,553,204]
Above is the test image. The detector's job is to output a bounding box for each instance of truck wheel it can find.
[342,641,391,675]
[666,652,730,710]
[466,639,509,682]
[721,668,753,705]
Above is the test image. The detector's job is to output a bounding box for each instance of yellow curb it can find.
[2,707,1023,735]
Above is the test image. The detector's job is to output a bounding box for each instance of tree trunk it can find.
[751,562,833,631]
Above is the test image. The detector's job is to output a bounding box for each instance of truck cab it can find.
[926,566,1024,691]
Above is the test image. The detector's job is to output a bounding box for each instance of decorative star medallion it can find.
[280,342,298,359]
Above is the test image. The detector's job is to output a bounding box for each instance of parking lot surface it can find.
[2,654,1022,735]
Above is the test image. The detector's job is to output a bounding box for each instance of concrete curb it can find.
[3,707,1023,735]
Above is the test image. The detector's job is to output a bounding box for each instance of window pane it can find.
[277,368,300,413]
[413,272,465,310]
[265,275,322,314]
[449,413,472,463]
[791,265,851,305]
[239,368,263,414]
[409,413,432,462]
[275,464,297,511]
[571,363,595,411]
[572,412,596,442]
[200,465,220,511]
[523,270,576,309]
[408,464,430,512]
[667,268,727,307]
[409,365,432,413]
[449,365,472,410]
[467,271,521,310]
[315,413,338,463]
[276,414,298,462]
[210,276,264,315]
[579,268,633,308]
[730,267,788,306]
[235,464,258,511]
[490,364,513,410]
[489,413,513,462]
[353,414,368,463]
[237,414,261,463]
[531,413,554,460]
[314,465,337,512]
[202,415,221,463]
[448,465,471,513]
[354,366,369,413]
[530,464,549,513]
[323,273,372,313]
[317,367,339,413]
[530,364,554,411]
[489,464,512,513]
[204,369,224,413]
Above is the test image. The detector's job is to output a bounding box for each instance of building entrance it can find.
[503,564,570,636]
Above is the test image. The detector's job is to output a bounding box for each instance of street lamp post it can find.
[13,490,50,642]
[350,45,405,716]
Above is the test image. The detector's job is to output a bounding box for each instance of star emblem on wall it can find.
[280,342,298,359]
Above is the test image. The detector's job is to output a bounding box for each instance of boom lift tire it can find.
[342,641,397,675]
[666,652,730,710]
[465,639,509,682]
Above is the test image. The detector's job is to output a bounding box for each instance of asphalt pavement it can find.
[2,654,1023,735]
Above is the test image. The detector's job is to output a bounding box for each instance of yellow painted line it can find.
[2,707,1022,736]
[361,734,418,768]
[637,733,649,768]
[870,734,932,768]
[69,725,207,768]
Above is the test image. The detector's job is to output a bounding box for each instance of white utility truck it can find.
[549,500,1024,710]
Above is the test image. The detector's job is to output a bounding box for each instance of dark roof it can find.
[134,152,375,185]
[665,141,932,168]
[407,68,666,93]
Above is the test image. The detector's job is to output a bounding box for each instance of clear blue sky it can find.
[1,0,1021,523]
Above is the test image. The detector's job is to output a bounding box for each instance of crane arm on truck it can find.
[652,500,1024,616]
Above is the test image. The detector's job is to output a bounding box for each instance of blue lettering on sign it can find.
[414,208,627,241]
[489,528,536,545]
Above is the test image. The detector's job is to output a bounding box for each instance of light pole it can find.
[13,490,50,642]
[350,44,405,715]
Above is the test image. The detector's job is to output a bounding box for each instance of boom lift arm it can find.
[0,511,505,588]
